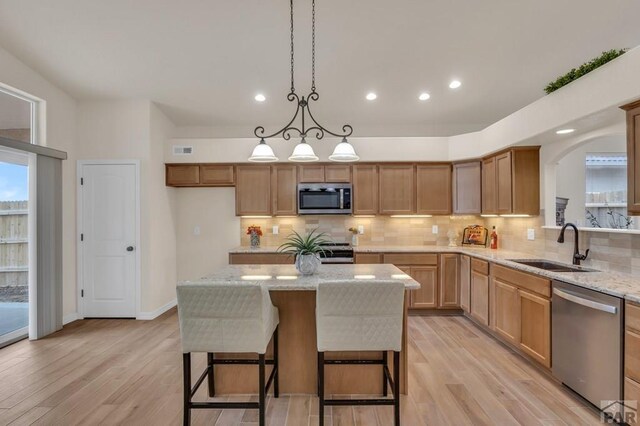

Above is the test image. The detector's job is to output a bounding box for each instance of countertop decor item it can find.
[544,49,626,94]
[461,225,488,247]
[278,229,332,275]
[348,227,359,246]
[249,0,358,163]
[246,225,263,248]
[447,229,458,247]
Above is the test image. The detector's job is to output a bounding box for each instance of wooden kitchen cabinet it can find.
[409,266,438,309]
[481,157,497,214]
[438,254,459,308]
[416,164,451,215]
[519,290,551,368]
[272,165,298,216]
[470,269,490,326]
[354,253,382,264]
[482,147,540,215]
[298,164,351,183]
[453,161,481,215]
[352,165,379,215]
[229,253,294,264]
[235,165,272,216]
[166,164,200,186]
[379,165,415,214]
[459,255,471,313]
[493,278,520,346]
[622,100,640,215]
[200,165,235,186]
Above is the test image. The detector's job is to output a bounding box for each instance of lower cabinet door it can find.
[439,254,460,308]
[519,290,551,368]
[470,271,489,326]
[409,266,438,309]
[493,278,520,346]
[459,255,471,313]
[625,377,640,425]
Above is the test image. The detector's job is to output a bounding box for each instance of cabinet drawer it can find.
[229,253,294,265]
[354,253,382,264]
[200,165,235,186]
[626,329,640,384]
[625,377,640,419]
[492,264,551,298]
[471,258,489,275]
[383,253,438,266]
[627,301,640,333]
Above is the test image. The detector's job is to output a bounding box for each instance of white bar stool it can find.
[177,281,279,426]
[316,280,405,425]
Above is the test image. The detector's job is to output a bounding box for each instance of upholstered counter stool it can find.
[316,280,405,425]
[177,282,279,426]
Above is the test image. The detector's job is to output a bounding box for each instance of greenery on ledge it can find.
[544,49,628,94]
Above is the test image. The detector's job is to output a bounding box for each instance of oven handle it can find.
[553,288,617,314]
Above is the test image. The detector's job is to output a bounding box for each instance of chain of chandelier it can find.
[249,0,359,162]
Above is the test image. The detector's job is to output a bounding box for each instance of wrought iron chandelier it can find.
[249,0,358,162]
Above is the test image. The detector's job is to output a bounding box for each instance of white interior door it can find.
[80,163,137,317]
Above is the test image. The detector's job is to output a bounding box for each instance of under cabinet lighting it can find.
[354,275,376,280]
[353,215,375,218]
[390,215,433,218]
[500,214,531,218]
[241,216,272,219]
[241,275,273,280]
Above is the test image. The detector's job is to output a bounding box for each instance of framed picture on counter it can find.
[461,225,488,247]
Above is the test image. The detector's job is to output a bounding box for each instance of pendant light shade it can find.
[328,137,359,162]
[248,138,278,162]
[288,138,319,162]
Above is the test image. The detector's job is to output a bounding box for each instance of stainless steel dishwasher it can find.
[552,280,623,408]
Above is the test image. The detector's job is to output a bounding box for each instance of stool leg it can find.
[393,351,400,426]
[382,350,388,397]
[259,353,266,426]
[274,327,279,398]
[207,352,215,397]
[182,353,191,426]
[318,352,325,426]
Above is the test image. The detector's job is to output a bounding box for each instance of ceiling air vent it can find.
[173,146,193,155]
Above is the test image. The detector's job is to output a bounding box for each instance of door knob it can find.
[126,246,135,252]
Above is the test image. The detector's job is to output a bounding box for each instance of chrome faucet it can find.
[557,223,589,266]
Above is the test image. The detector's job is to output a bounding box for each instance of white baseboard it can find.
[137,299,177,320]
[63,312,80,325]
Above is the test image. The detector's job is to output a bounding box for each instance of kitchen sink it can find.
[508,259,595,273]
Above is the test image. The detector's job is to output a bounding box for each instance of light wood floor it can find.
[0,309,601,425]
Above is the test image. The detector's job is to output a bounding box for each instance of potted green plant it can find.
[278,229,332,275]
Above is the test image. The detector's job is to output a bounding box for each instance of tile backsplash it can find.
[240,213,640,276]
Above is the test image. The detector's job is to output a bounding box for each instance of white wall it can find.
[0,44,78,319]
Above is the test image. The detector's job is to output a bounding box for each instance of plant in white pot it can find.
[278,230,332,275]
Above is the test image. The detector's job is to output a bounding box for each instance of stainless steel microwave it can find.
[298,183,352,215]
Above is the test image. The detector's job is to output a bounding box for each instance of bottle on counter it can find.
[490,226,498,250]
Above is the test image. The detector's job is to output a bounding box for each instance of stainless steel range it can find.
[318,243,354,264]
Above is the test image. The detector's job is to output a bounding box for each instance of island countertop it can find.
[180,263,420,291]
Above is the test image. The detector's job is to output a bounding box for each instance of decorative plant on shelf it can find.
[246,225,263,248]
[544,49,627,94]
[278,229,332,275]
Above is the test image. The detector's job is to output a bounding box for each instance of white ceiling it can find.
[0,0,639,137]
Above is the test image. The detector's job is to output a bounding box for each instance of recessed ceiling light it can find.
[418,92,431,101]
[254,94,266,102]
[449,80,462,89]
[556,128,575,135]
[366,92,377,101]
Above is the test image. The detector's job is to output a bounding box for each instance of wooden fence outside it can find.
[0,200,28,287]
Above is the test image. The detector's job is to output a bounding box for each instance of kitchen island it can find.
[179,264,420,395]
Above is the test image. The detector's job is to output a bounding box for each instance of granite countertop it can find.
[179,264,420,291]
[229,245,640,303]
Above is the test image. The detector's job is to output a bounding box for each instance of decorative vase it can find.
[295,253,321,275]
[351,234,359,247]
[250,232,261,248]
[447,229,458,247]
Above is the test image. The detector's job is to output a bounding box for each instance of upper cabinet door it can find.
[166,164,200,187]
[352,165,379,215]
[452,162,481,215]
[324,165,351,183]
[622,100,640,215]
[199,165,235,186]
[496,151,513,214]
[379,165,415,215]
[235,165,272,216]
[298,165,325,183]
[272,165,297,216]
[482,157,497,214]
[416,164,452,215]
